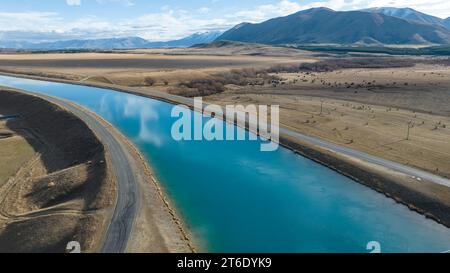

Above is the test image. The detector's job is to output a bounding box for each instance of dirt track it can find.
[0,89,115,253]
[0,88,192,253]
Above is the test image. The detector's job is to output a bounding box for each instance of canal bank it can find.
[0,86,194,253]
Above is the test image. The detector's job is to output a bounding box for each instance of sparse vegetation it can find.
[294,45,450,56]
[169,68,280,97]
[268,57,419,73]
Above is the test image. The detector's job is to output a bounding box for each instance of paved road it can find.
[168,95,450,188]
[31,93,138,253]
[2,73,450,189]
[280,127,450,188]
[0,114,20,120]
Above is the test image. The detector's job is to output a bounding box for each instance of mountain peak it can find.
[231,22,251,30]
[368,7,415,11]
[443,17,450,28]
[298,7,335,14]
[361,7,446,27]
[365,7,429,16]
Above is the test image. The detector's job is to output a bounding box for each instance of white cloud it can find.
[0,11,61,31]
[119,9,231,40]
[229,0,302,22]
[96,0,134,7]
[66,0,81,6]
[198,7,211,14]
[1,0,450,43]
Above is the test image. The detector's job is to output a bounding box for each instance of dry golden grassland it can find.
[1,46,449,178]
[0,121,36,185]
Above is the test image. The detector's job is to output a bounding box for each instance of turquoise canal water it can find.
[1,75,450,253]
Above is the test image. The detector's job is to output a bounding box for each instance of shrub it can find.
[144,77,156,86]
[170,67,281,97]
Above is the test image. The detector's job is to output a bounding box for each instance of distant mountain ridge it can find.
[0,31,223,50]
[361,7,448,28]
[146,31,223,48]
[216,8,450,45]
[35,37,149,50]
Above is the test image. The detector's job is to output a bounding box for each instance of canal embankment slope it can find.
[0,87,114,252]
[0,87,193,253]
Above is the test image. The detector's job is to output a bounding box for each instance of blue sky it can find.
[1,0,449,42]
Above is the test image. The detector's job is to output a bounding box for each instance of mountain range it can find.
[0,31,223,50]
[216,8,450,45]
[2,7,450,49]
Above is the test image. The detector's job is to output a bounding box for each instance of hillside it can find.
[445,17,450,28]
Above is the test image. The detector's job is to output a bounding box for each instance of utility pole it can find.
[320,100,324,115]
[406,121,414,140]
